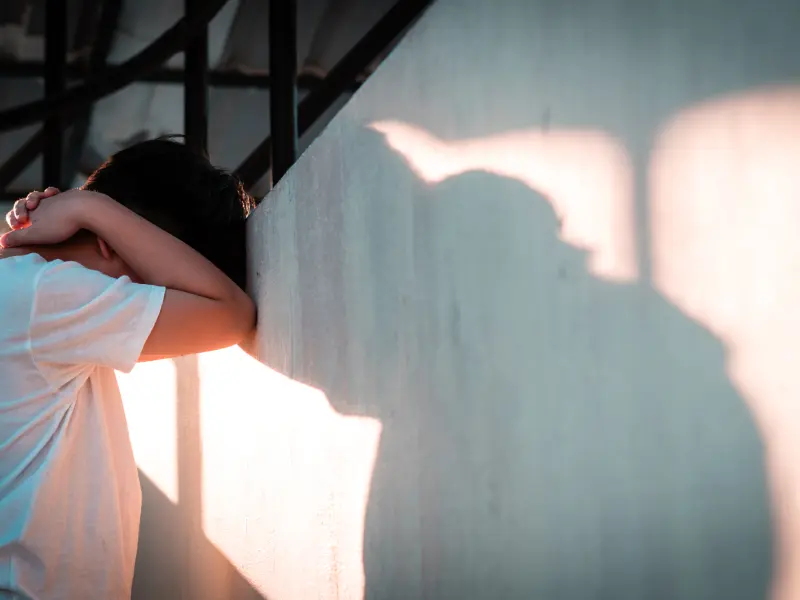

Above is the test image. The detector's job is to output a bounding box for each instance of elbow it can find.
[234,295,257,341]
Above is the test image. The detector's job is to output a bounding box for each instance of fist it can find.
[5,187,60,230]
[0,188,100,249]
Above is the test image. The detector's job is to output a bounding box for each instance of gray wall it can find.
[121,0,800,598]
[250,0,799,597]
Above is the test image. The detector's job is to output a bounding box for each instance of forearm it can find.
[82,192,250,308]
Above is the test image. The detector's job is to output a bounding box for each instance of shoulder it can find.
[0,253,98,293]
[0,252,48,305]
[0,251,49,276]
[33,257,136,304]
[0,253,49,351]
[32,259,156,332]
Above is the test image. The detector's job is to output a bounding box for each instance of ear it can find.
[96,236,115,260]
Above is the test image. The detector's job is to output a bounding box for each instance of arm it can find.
[82,193,256,359]
[2,190,256,360]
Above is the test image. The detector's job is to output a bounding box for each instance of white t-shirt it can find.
[0,253,165,600]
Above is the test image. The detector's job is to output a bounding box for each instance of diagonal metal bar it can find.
[235,0,433,190]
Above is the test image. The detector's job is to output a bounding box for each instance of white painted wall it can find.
[119,0,800,598]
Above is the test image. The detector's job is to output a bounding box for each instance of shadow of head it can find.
[284,127,773,599]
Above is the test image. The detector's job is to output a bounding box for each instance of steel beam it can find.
[235,0,433,190]
[184,0,209,153]
[0,0,230,132]
[63,0,124,186]
[44,0,68,188]
[0,0,123,190]
[269,0,298,184]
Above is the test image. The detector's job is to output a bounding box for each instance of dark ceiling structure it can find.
[0,0,433,203]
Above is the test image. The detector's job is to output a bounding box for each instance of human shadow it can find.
[279,129,773,599]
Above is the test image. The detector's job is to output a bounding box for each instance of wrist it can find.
[77,191,114,232]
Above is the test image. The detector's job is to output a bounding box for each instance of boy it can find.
[0,141,256,599]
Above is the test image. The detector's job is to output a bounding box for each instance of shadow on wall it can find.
[272,127,773,599]
[133,471,264,600]
[125,127,774,597]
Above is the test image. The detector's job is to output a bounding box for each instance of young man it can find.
[0,140,256,599]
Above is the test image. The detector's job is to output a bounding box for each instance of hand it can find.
[0,189,97,248]
[5,187,60,230]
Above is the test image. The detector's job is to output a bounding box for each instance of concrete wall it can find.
[119,0,800,598]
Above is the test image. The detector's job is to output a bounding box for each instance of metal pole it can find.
[269,0,298,184]
[44,0,68,188]
[63,0,124,185]
[0,0,229,133]
[0,0,226,189]
[184,0,208,153]
[236,0,432,190]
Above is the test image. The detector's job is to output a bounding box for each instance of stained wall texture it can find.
[119,0,800,598]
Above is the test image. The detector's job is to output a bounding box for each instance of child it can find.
[0,143,256,599]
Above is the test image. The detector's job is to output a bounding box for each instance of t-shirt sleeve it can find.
[30,260,165,373]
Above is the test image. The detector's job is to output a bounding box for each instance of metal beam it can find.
[0,0,230,133]
[269,0,298,184]
[0,0,123,191]
[0,0,227,192]
[0,59,348,91]
[235,0,433,190]
[44,0,68,188]
[63,0,124,186]
[184,0,209,153]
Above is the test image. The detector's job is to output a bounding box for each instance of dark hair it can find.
[82,136,256,289]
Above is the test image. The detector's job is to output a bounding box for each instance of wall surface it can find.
[119,0,800,598]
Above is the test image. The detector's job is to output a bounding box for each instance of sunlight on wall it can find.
[369,120,636,282]
[119,347,382,600]
[650,86,800,600]
[113,95,800,599]
[117,360,179,504]
[370,109,800,597]
[196,346,382,600]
